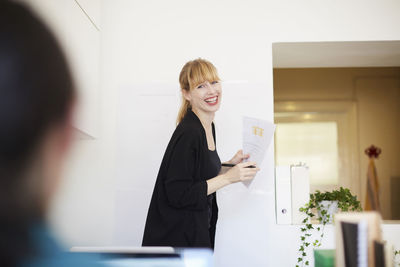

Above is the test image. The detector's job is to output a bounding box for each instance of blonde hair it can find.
[177,58,220,124]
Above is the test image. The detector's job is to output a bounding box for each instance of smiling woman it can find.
[142,58,260,249]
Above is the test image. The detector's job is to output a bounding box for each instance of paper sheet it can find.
[242,116,276,168]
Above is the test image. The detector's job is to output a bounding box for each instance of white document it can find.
[241,116,275,187]
[242,116,276,167]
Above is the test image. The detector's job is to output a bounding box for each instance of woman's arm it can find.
[207,161,259,195]
[206,174,231,195]
[219,150,250,175]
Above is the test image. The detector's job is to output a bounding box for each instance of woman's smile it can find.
[205,95,218,106]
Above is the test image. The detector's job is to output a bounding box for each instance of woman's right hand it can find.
[223,161,260,184]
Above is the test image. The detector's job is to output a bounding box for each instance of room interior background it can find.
[274,66,400,220]
[21,0,400,266]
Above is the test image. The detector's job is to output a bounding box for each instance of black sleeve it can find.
[164,130,208,211]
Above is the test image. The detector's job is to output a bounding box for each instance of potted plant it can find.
[395,249,400,266]
[296,187,362,267]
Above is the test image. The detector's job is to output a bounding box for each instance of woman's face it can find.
[183,80,222,115]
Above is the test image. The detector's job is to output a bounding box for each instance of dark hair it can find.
[0,1,75,265]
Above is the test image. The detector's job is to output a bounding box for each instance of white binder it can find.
[290,165,310,224]
[275,166,292,224]
[275,164,310,225]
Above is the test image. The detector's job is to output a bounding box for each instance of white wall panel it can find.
[75,0,102,30]
[24,0,100,137]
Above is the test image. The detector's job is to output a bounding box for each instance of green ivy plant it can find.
[395,249,400,266]
[296,187,362,267]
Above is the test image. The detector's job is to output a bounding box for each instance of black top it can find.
[205,149,221,248]
[142,109,220,248]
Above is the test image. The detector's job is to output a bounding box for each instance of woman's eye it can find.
[197,85,204,89]
[211,81,218,84]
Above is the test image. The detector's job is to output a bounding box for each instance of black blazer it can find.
[142,109,219,248]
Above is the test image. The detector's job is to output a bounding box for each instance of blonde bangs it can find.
[187,60,220,90]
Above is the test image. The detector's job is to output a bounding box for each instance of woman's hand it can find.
[208,161,260,194]
[226,149,250,165]
[223,161,260,184]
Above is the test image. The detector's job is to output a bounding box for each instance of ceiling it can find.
[273,41,400,68]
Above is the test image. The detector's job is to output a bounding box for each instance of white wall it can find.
[30,0,400,266]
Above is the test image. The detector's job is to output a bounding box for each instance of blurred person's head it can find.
[0,1,75,265]
[177,58,221,124]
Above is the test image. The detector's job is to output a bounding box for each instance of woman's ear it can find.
[181,89,191,102]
